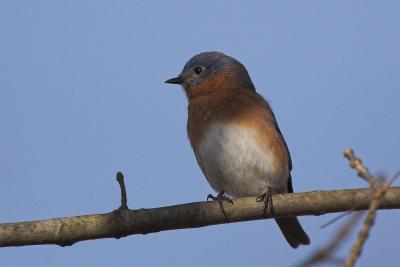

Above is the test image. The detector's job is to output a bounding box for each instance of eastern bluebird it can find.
[165,51,310,248]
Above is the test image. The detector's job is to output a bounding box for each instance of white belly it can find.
[196,123,288,197]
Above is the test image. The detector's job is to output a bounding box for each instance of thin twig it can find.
[344,172,400,267]
[343,148,384,187]
[297,213,363,267]
[320,209,356,229]
[116,172,128,210]
[318,149,377,229]
[299,149,397,267]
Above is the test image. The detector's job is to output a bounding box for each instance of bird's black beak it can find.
[165,75,183,84]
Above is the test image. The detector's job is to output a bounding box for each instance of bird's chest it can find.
[194,122,286,197]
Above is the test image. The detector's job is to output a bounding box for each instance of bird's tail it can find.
[275,217,310,248]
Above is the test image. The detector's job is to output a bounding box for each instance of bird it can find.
[165,51,310,248]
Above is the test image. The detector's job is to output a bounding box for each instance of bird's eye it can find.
[194,66,204,75]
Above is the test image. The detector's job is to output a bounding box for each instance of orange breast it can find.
[187,87,289,175]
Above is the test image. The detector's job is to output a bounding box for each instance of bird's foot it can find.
[256,186,274,216]
[207,190,234,204]
[207,191,234,220]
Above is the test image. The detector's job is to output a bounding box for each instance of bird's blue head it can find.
[165,51,255,96]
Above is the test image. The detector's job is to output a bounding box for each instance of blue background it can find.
[1,1,399,266]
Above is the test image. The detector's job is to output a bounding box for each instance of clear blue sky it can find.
[1,1,399,266]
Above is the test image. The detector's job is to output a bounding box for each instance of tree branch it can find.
[1,187,399,248]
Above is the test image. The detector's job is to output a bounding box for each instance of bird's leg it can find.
[207,190,234,221]
[256,186,273,216]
